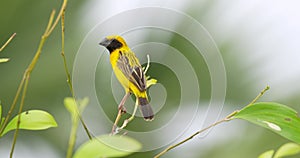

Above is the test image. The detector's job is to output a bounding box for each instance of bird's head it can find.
[99,35,127,53]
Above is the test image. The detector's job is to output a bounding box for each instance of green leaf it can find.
[274,142,300,158]
[64,97,89,120]
[258,150,274,158]
[0,58,9,63]
[1,110,57,136]
[73,135,142,158]
[233,102,300,144]
[64,97,78,118]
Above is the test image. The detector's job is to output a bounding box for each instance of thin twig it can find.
[60,8,77,158]
[79,117,92,139]
[59,5,92,141]
[154,118,228,158]
[247,85,270,106]
[10,75,29,158]
[0,1,68,156]
[143,54,150,74]
[154,86,270,158]
[1,9,55,132]
[111,92,130,135]
[60,7,72,93]
[0,9,57,135]
[0,33,16,52]
[44,10,56,34]
[0,78,25,134]
[0,33,16,63]
[111,109,123,135]
[119,99,139,130]
[45,0,68,36]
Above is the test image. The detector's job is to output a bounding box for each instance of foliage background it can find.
[1,0,300,157]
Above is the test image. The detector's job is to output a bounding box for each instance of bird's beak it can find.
[99,38,111,47]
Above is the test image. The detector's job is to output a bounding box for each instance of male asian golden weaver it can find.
[99,35,154,121]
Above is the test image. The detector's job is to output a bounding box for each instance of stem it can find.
[0,10,56,135]
[0,78,25,134]
[0,33,16,52]
[111,109,123,135]
[10,75,29,158]
[45,0,68,36]
[78,116,92,139]
[45,10,56,34]
[247,85,270,106]
[119,99,139,130]
[0,0,68,156]
[143,54,150,74]
[60,7,73,93]
[154,118,228,158]
[154,86,270,158]
[61,7,76,158]
[66,109,79,158]
[111,92,130,135]
[59,5,92,141]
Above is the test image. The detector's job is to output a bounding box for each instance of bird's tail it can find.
[138,97,154,121]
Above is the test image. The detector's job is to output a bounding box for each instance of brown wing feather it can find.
[117,50,146,92]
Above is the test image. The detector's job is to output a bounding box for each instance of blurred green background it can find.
[1,0,300,157]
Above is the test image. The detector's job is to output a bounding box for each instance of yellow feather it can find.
[100,35,155,120]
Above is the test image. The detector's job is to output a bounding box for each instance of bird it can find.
[99,35,155,121]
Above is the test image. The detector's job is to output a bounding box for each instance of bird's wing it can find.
[117,51,146,92]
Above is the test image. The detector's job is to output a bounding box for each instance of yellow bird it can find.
[99,35,155,121]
